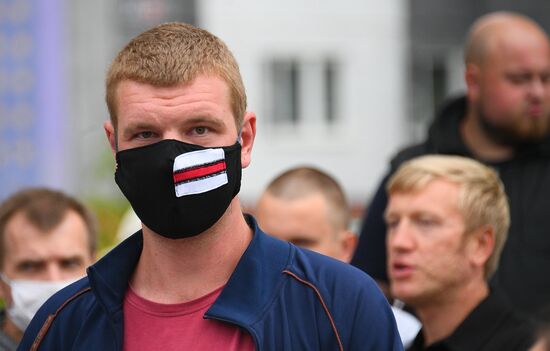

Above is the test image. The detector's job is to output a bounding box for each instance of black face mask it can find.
[115,139,242,239]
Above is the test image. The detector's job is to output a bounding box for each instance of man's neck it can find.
[461,108,514,162]
[416,281,489,347]
[130,198,253,304]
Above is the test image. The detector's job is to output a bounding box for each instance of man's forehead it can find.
[116,76,231,100]
[115,77,235,126]
[388,180,461,208]
[482,25,550,63]
[3,211,90,257]
[258,193,333,237]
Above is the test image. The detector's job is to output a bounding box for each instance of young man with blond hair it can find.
[385,155,533,350]
[18,23,401,351]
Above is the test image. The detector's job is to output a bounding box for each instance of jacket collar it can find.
[86,230,143,317]
[205,216,292,326]
[86,215,292,327]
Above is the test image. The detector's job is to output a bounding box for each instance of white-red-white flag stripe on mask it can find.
[173,148,228,197]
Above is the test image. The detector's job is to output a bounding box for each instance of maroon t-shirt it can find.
[123,286,255,350]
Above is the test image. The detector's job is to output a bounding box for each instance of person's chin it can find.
[390,283,418,304]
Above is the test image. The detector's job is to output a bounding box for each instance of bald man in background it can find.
[256,167,357,262]
[352,11,550,316]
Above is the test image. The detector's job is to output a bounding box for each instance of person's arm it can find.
[351,174,391,285]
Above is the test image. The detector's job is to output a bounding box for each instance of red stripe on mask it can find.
[173,161,226,184]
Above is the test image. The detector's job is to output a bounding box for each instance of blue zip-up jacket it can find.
[18,217,402,351]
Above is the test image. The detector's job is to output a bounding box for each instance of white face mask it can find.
[1,275,76,331]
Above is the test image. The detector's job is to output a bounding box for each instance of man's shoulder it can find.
[40,277,94,315]
[470,310,535,350]
[285,247,402,349]
[18,277,96,351]
[290,247,385,299]
[487,306,535,350]
[449,290,535,350]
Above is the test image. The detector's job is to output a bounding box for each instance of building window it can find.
[324,59,337,124]
[266,57,339,126]
[271,59,299,124]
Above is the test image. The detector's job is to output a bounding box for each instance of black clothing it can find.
[407,290,534,351]
[352,96,550,315]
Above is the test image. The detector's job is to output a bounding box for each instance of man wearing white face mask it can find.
[0,188,96,350]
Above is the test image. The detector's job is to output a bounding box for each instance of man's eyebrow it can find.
[16,258,42,264]
[15,259,43,268]
[122,121,156,131]
[59,255,85,261]
[120,121,158,137]
[184,116,226,127]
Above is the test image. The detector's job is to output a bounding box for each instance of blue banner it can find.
[0,0,65,200]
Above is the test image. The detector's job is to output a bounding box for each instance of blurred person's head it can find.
[385,155,509,308]
[0,188,96,341]
[105,22,246,136]
[256,167,357,262]
[464,11,550,145]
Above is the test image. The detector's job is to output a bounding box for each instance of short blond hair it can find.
[106,22,246,130]
[387,155,509,279]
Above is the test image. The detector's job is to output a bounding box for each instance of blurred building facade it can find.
[2,0,550,213]
[0,0,67,198]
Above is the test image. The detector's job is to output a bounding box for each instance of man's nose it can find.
[528,77,546,101]
[388,221,415,250]
[44,264,64,282]
[163,130,185,142]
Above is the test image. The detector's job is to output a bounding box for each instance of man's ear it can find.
[339,230,359,264]
[239,111,256,169]
[468,225,495,269]
[104,120,117,156]
[465,64,481,102]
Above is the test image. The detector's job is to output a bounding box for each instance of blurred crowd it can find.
[2,9,550,351]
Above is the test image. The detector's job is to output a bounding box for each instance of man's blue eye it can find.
[417,218,435,227]
[195,127,208,135]
[138,131,154,139]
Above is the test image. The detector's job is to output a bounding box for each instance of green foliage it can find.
[84,197,129,256]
